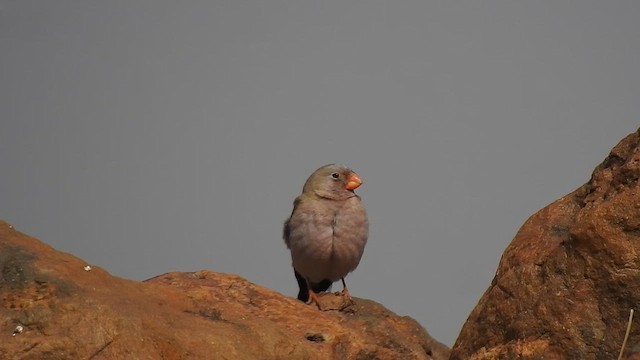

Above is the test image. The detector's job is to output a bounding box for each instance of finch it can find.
[283,164,369,307]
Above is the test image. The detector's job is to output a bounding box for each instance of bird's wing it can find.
[283,218,291,247]
[283,196,303,248]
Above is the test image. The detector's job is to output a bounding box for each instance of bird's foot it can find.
[339,287,352,301]
[339,278,353,303]
[306,290,323,310]
[336,288,355,310]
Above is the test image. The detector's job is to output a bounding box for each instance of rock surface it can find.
[451,129,640,360]
[0,221,448,360]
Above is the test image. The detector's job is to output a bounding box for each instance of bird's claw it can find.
[306,290,323,310]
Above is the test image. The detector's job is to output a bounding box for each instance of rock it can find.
[451,129,640,360]
[0,221,448,360]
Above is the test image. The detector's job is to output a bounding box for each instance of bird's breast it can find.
[288,197,368,282]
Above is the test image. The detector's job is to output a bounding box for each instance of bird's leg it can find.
[339,278,352,300]
[305,279,323,309]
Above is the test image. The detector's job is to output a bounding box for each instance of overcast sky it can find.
[1,1,639,346]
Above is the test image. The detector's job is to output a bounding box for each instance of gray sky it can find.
[1,1,638,346]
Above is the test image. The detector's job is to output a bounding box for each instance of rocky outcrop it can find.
[7,129,640,360]
[0,220,448,359]
[451,129,640,360]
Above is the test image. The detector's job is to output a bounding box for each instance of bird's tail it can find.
[294,269,333,302]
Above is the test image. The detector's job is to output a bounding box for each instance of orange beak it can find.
[345,173,363,190]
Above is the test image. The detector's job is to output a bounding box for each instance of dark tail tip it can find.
[310,279,333,293]
[295,269,309,302]
[294,269,333,302]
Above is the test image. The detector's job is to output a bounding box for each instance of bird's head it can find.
[302,164,363,200]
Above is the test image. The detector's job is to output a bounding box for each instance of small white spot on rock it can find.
[13,325,24,336]
[84,265,92,272]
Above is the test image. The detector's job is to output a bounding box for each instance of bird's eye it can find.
[331,173,340,179]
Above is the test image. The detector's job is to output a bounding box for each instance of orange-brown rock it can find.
[451,129,640,360]
[0,221,448,360]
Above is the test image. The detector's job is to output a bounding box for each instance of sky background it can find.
[1,1,639,346]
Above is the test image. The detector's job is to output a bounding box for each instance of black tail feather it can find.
[294,269,309,301]
[294,269,333,302]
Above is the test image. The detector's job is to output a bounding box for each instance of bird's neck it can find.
[311,189,355,201]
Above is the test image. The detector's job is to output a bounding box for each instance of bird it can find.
[283,164,369,307]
